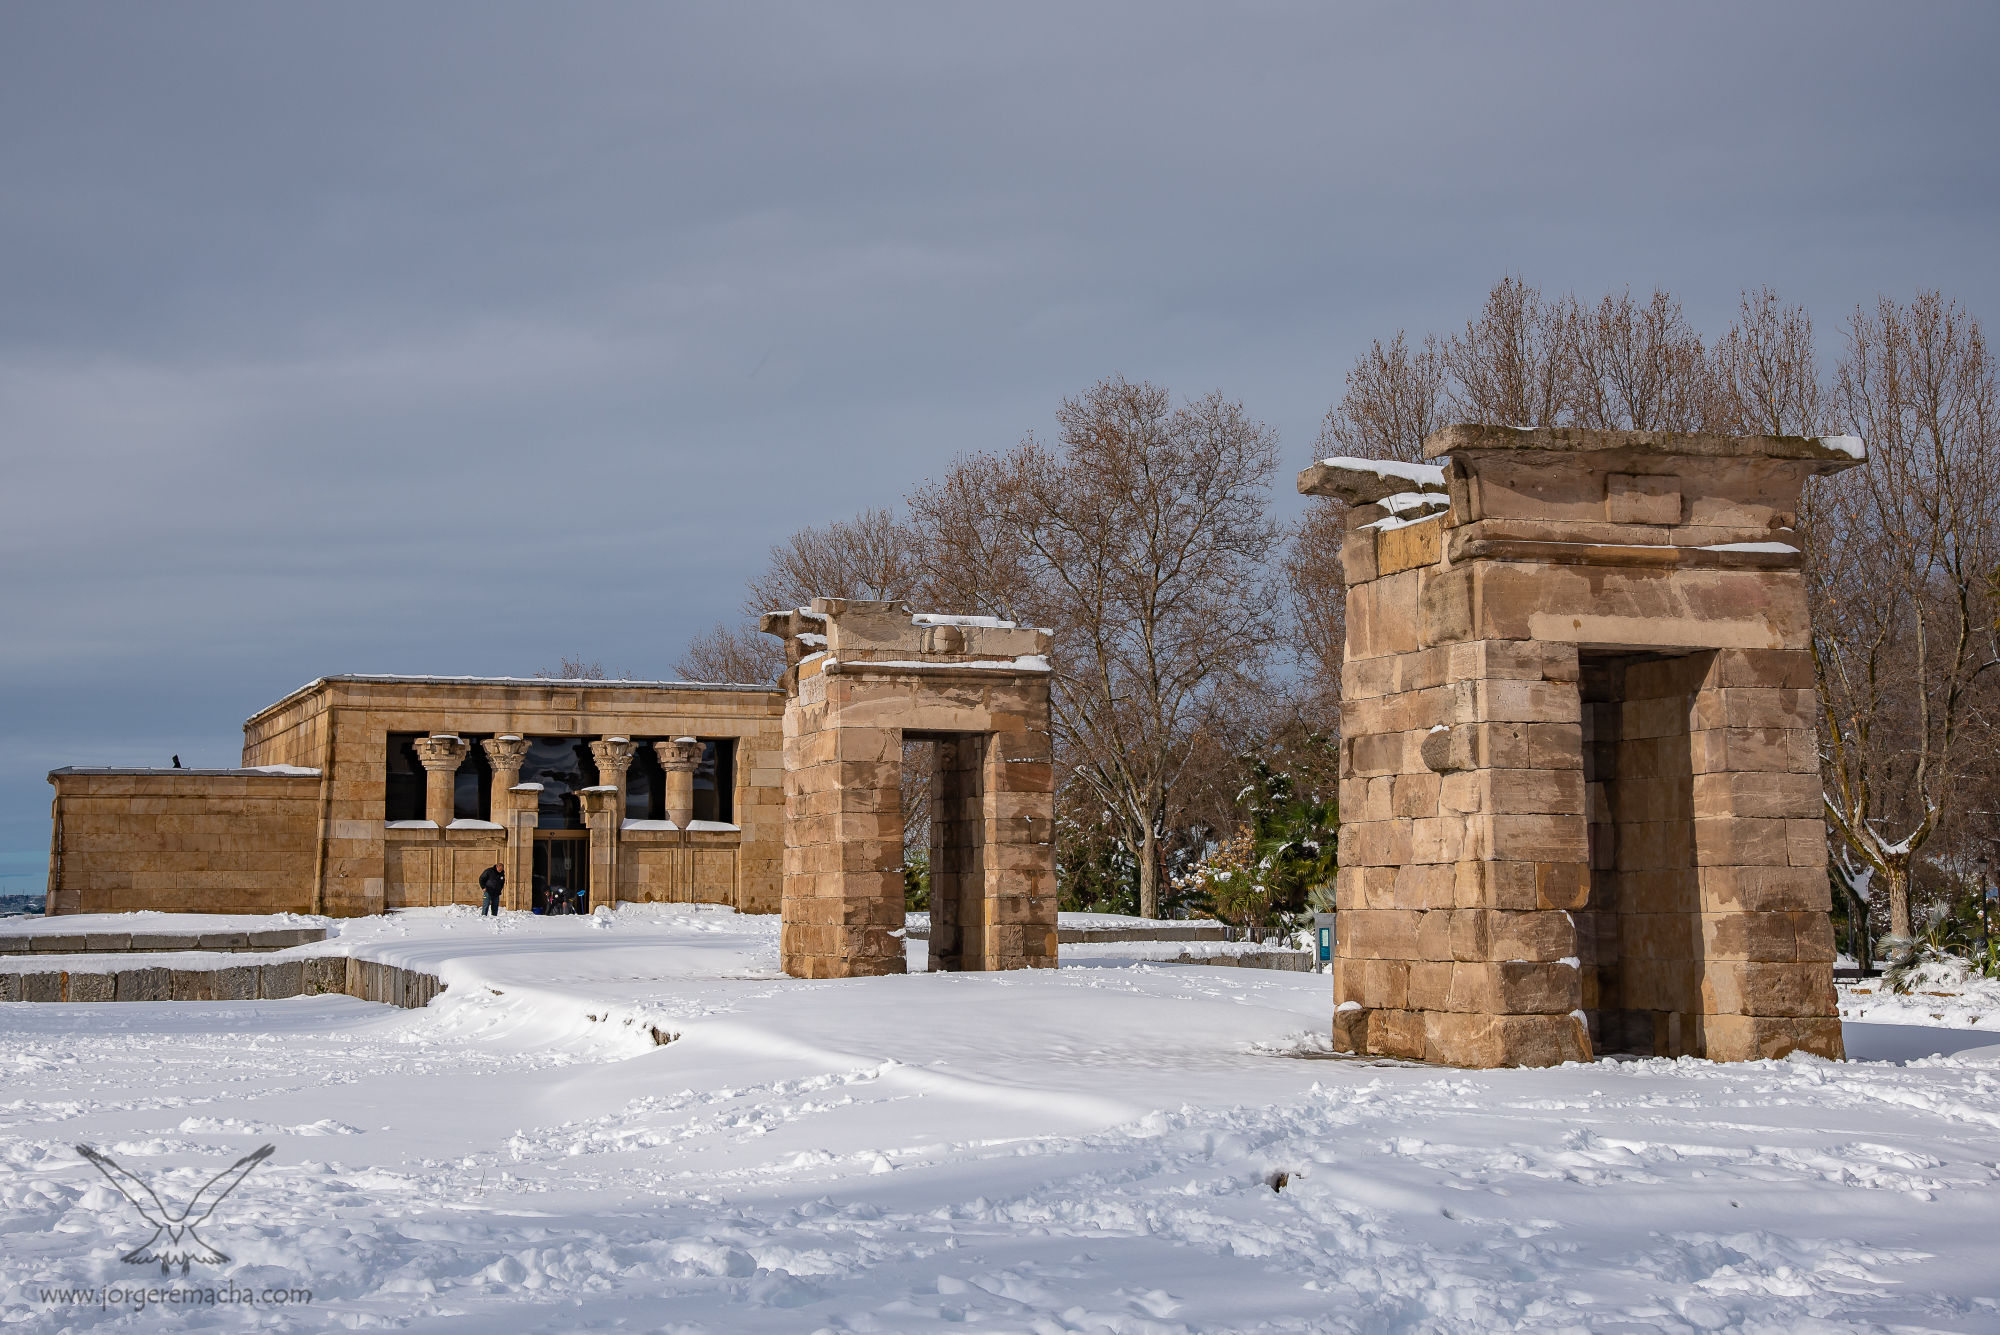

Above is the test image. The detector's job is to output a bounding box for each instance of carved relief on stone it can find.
[412,734,470,772]
[589,737,637,779]
[653,737,704,773]
[481,734,530,777]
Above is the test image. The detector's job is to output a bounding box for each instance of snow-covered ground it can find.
[3,905,1998,1332]
[1838,957,2000,1031]
[0,911,330,938]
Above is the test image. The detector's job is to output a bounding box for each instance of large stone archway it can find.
[1308,425,1863,1067]
[761,600,1057,979]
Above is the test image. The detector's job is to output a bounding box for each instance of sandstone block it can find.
[1447,959,1580,1015]
[1471,813,1589,864]
[1698,865,1829,914]
[114,967,170,1002]
[1407,959,1453,1011]
[1703,961,1838,1018]
[1701,1013,1843,1061]
[1345,909,1420,961]
[213,965,260,1001]
[1713,648,1814,690]
[302,956,346,994]
[66,971,116,1003]
[19,971,62,1002]
[1361,958,1410,1009]
[1423,1010,1591,1068]
[1364,1007,1427,1061]
[1331,1003,1367,1052]
[1485,909,1578,961]
[259,960,304,999]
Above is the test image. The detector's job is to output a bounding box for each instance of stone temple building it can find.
[1307,424,1863,1067]
[47,675,784,917]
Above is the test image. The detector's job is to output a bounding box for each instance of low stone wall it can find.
[905,922,1228,944]
[46,769,320,916]
[0,927,326,955]
[1172,950,1318,972]
[0,955,444,1009]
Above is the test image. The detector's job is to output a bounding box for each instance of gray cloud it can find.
[3,2,1997,881]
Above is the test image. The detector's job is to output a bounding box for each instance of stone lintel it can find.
[1422,423,1866,470]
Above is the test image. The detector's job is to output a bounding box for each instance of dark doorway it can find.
[532,835,588,913]
[919,732,989,971]
[1577,650,1715,1056]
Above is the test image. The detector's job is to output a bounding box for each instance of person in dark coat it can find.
[478,862,504,917]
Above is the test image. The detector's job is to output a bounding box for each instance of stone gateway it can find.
[1307,425,1864,1067]
[762,599,1058,979]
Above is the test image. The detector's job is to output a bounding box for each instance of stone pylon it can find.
[1307,425,1864,1067]
[761,599,1057,979]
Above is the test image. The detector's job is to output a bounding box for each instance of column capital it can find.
[481,735,530,772]
[654,737,705,773]
[413,734,470,773]
[590,736,637,777]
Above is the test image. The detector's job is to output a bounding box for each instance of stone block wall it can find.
[1313,426,1859,1067]
[617,829,744,904]
[46,770,321,915]
[382,826,509,909]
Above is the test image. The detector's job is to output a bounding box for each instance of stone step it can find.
[0,956,443,1008]
[0,927,328,955]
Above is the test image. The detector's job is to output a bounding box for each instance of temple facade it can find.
[46,674,784,917]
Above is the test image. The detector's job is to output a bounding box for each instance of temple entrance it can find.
[532,833,587,914]
[1577,649,1714,1056]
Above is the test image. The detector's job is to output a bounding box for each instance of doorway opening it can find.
[910,731,989,972]
[1577,649,1715,1057]
[532,833,588,914]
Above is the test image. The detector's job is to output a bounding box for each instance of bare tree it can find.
[673,623,784,685]
[1445,275,1576,428]
[1316,331,1450,463]
[1714,286,1828,437]
[535,656,623,680]
[1817,292,2000,940]
[1571,288,1718,432]
[743,507,926,615]
[1283,497,1347,729]
[908,377,1285,917]
[674,506,928,686]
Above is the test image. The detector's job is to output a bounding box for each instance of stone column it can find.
[654,737,704,828]
[482,736,532,912]
[980,709,1058,971]
[482,735,529,804]
[1688,648,1840,1061]
[589,737,637,822]
[413,734,469,828]
[577,787,621,913]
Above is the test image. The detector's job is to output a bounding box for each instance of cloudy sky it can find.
[3,3,1996,884]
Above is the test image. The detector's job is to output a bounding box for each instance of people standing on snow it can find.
[478,862,504,917]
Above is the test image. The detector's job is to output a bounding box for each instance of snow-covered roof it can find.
[245,674,780,727]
